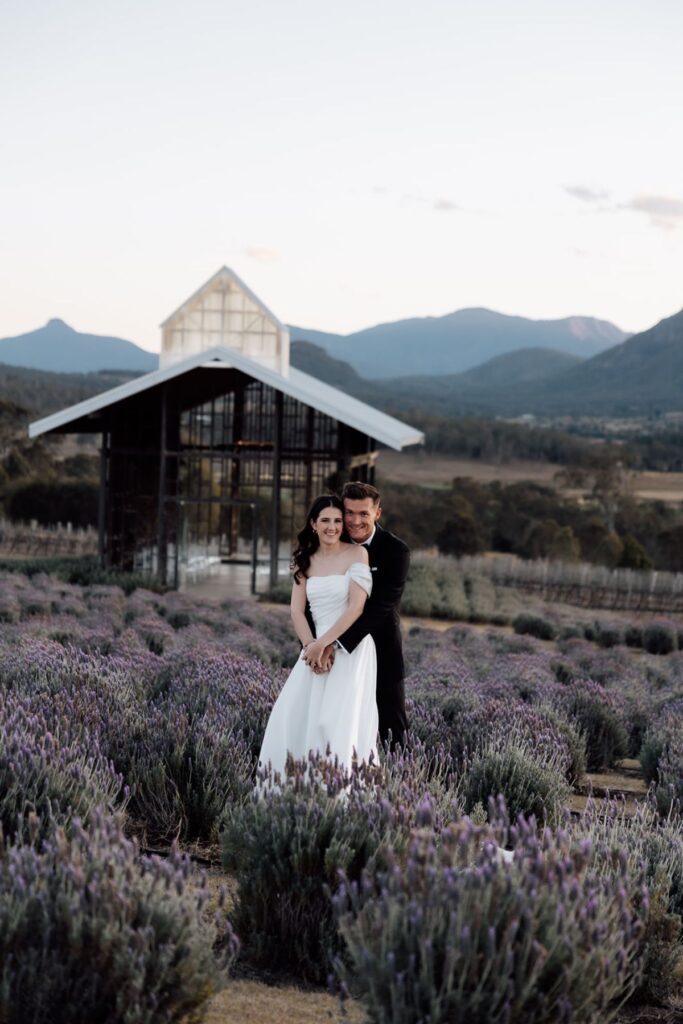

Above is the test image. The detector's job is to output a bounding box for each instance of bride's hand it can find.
[303,639,325,668]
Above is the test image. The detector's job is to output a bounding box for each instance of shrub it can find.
[462,738,571,824]
[643,622,677,656]
[128,700,254,844]
[0,557,167,594]
[572,797,683,1005]
[0,690,124,844]
[6,479,99,528]
[433,569,469,620]
[402,562,442,617]
[334,809,646,1024]
[512,613,556,641]
[640,732,665,786]
[595,622,625,649]
[0,810,237,1024]
[167,610,192,630]
[655,719,683,817]
[122,649,280,843]
[221,746,458,984]
[260,577,291,604]
[551,658,579,685]
[625,623,644,648]
[559,682,629,771]
[463,574,497,622]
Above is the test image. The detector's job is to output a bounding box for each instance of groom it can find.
[304,481,410,749]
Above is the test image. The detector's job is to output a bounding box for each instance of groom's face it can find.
[344,497,381,544]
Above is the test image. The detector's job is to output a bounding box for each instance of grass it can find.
[378,450,683,503]
[198,979,364,1024]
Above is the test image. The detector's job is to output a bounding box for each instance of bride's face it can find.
[313,506,344,546]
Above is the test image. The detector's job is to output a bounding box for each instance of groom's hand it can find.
[305,643,335,673]
[320,644,335,672]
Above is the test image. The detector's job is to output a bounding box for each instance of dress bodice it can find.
[306,562,372,635]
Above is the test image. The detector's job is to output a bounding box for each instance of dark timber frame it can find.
[67,366,376,591]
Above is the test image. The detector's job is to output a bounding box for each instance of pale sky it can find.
[2,0,682,353]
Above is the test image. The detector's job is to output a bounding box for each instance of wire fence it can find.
[449,554,683,613]
[0,518,98,559]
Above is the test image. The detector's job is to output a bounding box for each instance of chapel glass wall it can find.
[101,374,376,589]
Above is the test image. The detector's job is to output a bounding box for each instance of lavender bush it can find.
[643,621,678,656]
[334,807,647,1024]
[462,736,571,824]
[570,796,683,1004]
[408,690,585,791]
[644,711,683,816]
[221,744,458,983]
[0,688,124,842]
[555,680,629,770]
[0,809,237,1024]
[513,612,557,641]
[127,699,254,843]
[1,567,683,1004]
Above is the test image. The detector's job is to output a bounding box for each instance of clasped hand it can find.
[302,640,335,673]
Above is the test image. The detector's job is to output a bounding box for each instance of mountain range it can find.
[1,305,682,420]
[0,308,626,382]
[289,309,628,378]
[291,307,683,418]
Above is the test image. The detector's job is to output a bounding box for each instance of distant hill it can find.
[0,363,142,420]
[534,306,683,415]
[0,319,158,374]
[454,348,582,389]
[374,306,683,416]
[289,342,584,411]
[291,307,683,418]
[289,309,627,379]
[289,341,366,391]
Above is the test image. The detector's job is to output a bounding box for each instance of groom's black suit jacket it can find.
[307,524,410,748]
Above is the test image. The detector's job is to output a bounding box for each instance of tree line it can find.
[387,409,683,472]
[378,473,683,572]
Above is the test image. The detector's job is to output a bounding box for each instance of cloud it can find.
[433,198,459,212]
[377,188,462,212]
[621,194,683,230]
[564,184,610,202]
[564,184,683,230]
[244,246,279,264]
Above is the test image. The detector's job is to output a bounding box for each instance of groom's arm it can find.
[337,542,410,655]
[304,599,316,640]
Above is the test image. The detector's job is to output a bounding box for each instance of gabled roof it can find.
[160,266,287,332]
[28,346,424,451]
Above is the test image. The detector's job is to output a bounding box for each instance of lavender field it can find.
[1,568,682,1023]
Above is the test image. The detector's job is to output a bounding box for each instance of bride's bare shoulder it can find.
[342,542,368,565]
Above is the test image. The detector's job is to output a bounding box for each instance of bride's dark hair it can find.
[291,494,346,583]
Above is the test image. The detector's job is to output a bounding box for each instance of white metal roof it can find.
[28,346,424,451]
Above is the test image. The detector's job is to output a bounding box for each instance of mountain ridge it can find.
[290,306,683,417]
[0,320,158,374]
[289,307,628,379]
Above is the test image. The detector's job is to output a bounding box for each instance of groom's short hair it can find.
[342,481,381,506]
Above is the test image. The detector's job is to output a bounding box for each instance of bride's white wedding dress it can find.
[258,562,378,778]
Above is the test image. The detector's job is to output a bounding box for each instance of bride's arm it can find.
[304,553,370,667]
[313,581,369,649]
[290,576,315,647]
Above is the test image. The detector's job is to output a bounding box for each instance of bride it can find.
[258,494,378,779]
